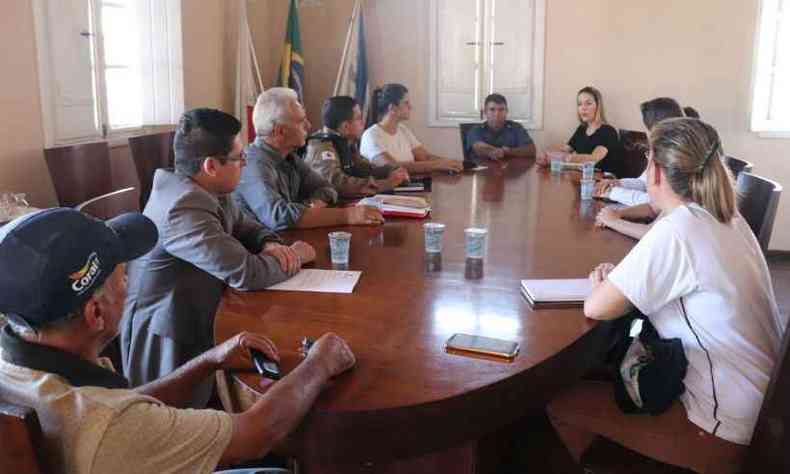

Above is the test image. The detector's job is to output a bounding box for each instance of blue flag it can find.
[334,0,370,120]
[278,0,305,103]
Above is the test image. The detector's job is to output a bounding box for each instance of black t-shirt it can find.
[567,124,624,177]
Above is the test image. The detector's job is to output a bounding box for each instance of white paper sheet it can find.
[266,269,362,293]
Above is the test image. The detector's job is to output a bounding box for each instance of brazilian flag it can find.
[278,0,305,103]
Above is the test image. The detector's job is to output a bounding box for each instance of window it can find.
[33,0,184,146]
[427,0,545,128]
[752,0,790,135]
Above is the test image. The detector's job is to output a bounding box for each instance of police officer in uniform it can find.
[466,93,536,161]
[304,96,409,197]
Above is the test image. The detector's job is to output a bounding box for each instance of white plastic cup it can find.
[580,179,595,200]
[423,222,446,253]
[464,227,488,259]
[328,231,352,264]
[582,162,595,180]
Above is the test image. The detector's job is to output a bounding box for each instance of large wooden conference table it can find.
[214,158,636,473]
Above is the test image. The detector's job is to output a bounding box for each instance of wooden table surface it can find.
[214,158,636,470]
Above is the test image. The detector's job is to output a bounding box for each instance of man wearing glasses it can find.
[233,88,384,231]
[121,108,316,407]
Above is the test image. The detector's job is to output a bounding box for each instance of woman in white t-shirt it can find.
[360,83,463,174]
[547,118,786,473]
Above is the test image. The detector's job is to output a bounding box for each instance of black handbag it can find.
[608,310,689,415]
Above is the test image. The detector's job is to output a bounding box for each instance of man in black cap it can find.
[0,208,355,474]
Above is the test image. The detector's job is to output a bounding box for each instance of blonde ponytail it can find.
[650,118,736,223]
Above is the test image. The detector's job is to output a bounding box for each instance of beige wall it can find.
[255,0,790,249]
[0,0,231,209]
[0,1,53,207]
[2,0,789,249]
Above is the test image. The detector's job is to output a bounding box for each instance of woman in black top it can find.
[539,86,625,176]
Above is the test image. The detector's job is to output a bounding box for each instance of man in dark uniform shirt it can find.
[466,93,536,161]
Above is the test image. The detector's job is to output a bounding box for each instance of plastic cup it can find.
[423,222,446,253]
[550,159,563,173]
[367,196,384,211]
[328,231,352,264]
[464,227,488,259]
[580,179,595,200]
[582,162,595,180]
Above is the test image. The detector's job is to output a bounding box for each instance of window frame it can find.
[751,0,790,138]
[426,0,546,129]
[32,0,183,148]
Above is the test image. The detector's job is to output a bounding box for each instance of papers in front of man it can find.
[358,194,431,218]
[266,269,362,294]
[520,278,592,306]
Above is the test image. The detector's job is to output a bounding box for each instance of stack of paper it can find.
[520,278,592,306]
[359,195,431,218]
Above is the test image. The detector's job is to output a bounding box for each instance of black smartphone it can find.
[250,348,281,380]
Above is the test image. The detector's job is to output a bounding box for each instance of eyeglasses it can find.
[208,150,247,164]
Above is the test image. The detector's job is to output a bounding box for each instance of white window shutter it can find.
[428,0,545,128]
[138,0,184,126]
[428,0,484,126]
[34,0,103,145]
[487,0,544,128]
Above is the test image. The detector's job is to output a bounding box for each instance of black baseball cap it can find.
[0,208,158,329]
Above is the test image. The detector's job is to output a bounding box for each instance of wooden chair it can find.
[724,156,754,180]
[75,187,140,220]
[75,186,140,371]
[618,129,648,179]
[741,318,790,472]
[0,401,46,474]
[736,172,782,252]
[128,131,175,209]
[44,142,112,207]
[579,307,790,474]
[459,123,479,163]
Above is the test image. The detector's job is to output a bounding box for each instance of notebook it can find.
[520,278,592,305]
[358,195,431,218]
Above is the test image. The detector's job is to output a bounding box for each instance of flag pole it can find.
[247,23,264,93]
[333,0,360,95]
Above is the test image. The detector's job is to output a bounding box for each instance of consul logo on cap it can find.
[69,252,102,295]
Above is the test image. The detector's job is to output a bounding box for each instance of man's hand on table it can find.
[208,331,280,371]
[307,333,356,379]
[263,241,316,275]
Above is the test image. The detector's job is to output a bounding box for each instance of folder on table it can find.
[359,195,431,218]
[520,278,592,306]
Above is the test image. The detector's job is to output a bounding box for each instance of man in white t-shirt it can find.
[360,83,463,175]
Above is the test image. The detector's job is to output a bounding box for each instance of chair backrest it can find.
[736,172,782,252]
[742,319,790,472]
[128,131,175,209]
[459,123,479,162]
[724,155,754,180]
[75,187,139,220]
[617,129,648,178]
[44,142,112,207]
[0,401,46,474]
